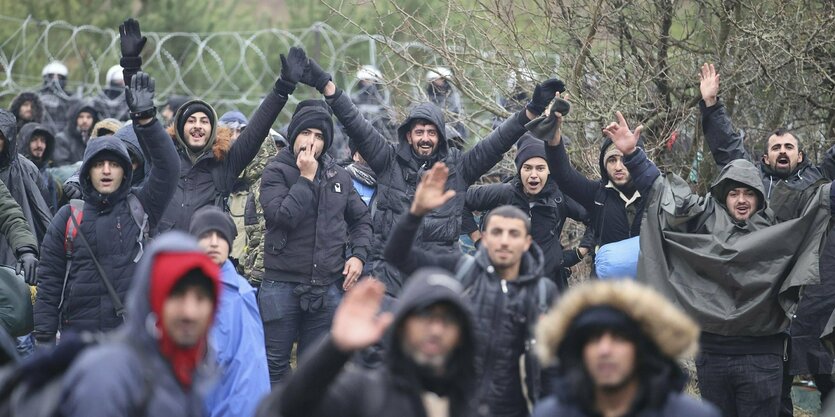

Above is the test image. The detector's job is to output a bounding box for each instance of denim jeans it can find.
[696,352,783,417]
[257,280,343,386]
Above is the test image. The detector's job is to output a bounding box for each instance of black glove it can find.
[64,181,82,200]
[126,71,156,121]
[119,18,147,68]
[16,251,38,285]
[527,78,566,115]
[299,57,332,93]
[552,98,571,116]
[274,47,307,96]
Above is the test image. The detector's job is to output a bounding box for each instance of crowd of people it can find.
[1,17,835,417]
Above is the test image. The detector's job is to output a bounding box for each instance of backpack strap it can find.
[58,200,85,318]
[126,193,149,262]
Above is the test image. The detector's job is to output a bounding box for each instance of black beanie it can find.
[287,100,334,155]
[177,102,215,142]
[558,305,647,361]
[514,133,547,174]
[189,206,237,251]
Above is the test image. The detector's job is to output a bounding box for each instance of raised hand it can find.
[699,63,720,107]
[296,138,319,180]
[527,78,567,115]
[549,92,569,146]
[119,18,147,58]
[299,57,333,93]
[125,71,156,124]
[602,111,642,156]
[274,47,307,96]
[331,279,394,352]
[410,162,456,216]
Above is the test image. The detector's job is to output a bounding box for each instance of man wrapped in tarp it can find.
[596,111,832,417]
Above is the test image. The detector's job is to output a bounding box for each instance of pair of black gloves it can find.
[273,47,332,97]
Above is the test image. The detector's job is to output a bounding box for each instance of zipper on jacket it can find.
[480,274,508,403]
[501,279,508,294]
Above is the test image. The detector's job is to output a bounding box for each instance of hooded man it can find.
[465,133,592,291]
[59,232,220,417]
[256,269,477,417]
[34,72,180,345]
[53,99,100,166]
[0,110,53,265]
[300,51,562,296]
[16,122,61,213]
[90,118,124,139]
[599,111,834,417]
[532,280,720,417]
[190,206,270,417]
[38,61,75,136]
[384,162,558,417]
[258,99,373,384]
[93,65,130,122]
[10,91,44,132]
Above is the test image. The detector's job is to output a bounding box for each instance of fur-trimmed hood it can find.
[166,121,233,163]
[535,280,699,366]
[90,118,124,139]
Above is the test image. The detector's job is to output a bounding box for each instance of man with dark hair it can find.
[532,280,720,417]
[300,51,563,296]
[53,99,100,166]
[59,232,220,417]
[384,162,557,417]
[256,270,476,417]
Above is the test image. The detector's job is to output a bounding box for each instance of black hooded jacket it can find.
[325,88,531,295]
[54,99,100,166]
[10,92,44,132]
[38,81,75,137]
[257,268,478,417]
[34,117,179,340]
[17,122,61,213]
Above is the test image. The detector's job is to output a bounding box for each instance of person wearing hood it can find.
[38,61,75,136]
[59,232,220,417]
[53,99,100,166]
[384,162,558,417]
[600,111,834,417]
[33,72,180,346]
[532,280,720,417]
[258,99,373,384]
[0,110,53,265]
[465,133,593,292]
[10,91,44,132]
[256,269,476,417]
[190,207,270,417]
[16,122,62,213]
[90,118,124,139]
[93,65,130,122]
[300,51,562,296]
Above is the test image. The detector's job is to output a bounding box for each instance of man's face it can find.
[184,112,212,151]
[89,159,124,194]
[406,123,439,157]
[431,78,447,88]
[29,135,47,159]
[353,151,367,165]
[77,111,94,132]
[400,303,461,371]
[520,157,549,196]
[19,101,33,120]
[725,186,759,222]
[583,331,637,391]
[605,153,631,188]
[764,134,802,176]
[161,284,214,348]
[482,216,532,270]
[161,105,175,123]
[197,231,230,266]
[293,128,325,158]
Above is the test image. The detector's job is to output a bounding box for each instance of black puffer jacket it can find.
[326,88,530,295]
[53,99,100,166]
[0,110,52,266]
[257,268,477,417]
[157,94,284,233]
[260,148,372,284]
[385,212,558,417]
[17,122,61,213]
[33,118,179,340]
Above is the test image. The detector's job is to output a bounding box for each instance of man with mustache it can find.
[16,122,62,213]
[53,99,100,166]
[299,51,563,296]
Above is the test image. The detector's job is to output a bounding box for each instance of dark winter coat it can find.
[158,93,285,233]
[33,118,179,340]
[260,148,372,284]
[10,92,44,133]
[532,391,719,417]
[546,138,658,248]
[385,212,558,417]
[257,269,478,417]
[465,177,589,289]
[326,88,530,295]
[17,122,61,213]
[0,111,52,266]
[59,233,215,417]
[53,99,100,166]
[37,83,74,137]
[0,179,38,260]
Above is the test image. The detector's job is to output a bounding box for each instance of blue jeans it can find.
[257,280,343,386]
[696,352,783,417]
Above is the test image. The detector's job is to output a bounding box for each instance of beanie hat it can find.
[287,100,334,155]
[189,205,237,251]
[514,133,547,174]
[602,142,623,163]
[177,102,215,143]
[219,110,248,128]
